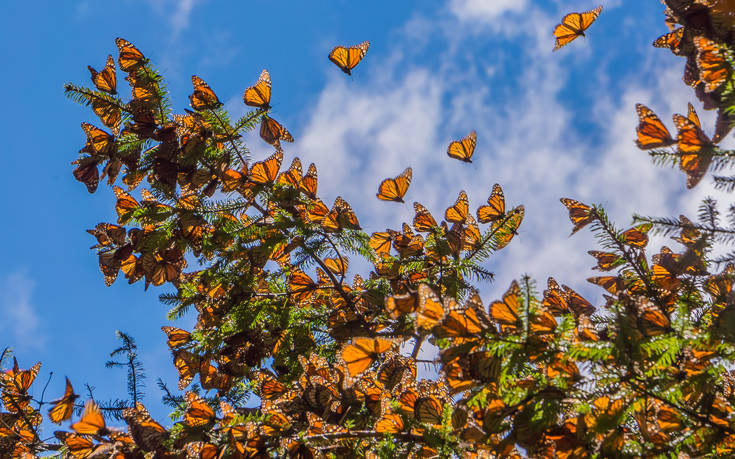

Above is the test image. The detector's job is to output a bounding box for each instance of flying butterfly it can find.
[189,75,221,110]
[477,184,505,223]
[243,69,272,110]
[48,377,78,424]
[115,37,146,72]
[377,167,412,202]
[88,55,117,94]
[447,131,477,163]
[694,36,729,93]
[560,198,594,235]
[445,190,469,224]
[635,104,675,150]
[71,400,109,436]
[339,337,395,377]
[259,115,294,147]
[553,6,603,51]
[329,41,370,75]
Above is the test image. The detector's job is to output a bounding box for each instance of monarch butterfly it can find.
[71,400,109,436]
[416,284,446,331]
[329,41,370,75]
[493,205,524,250]
[414,396,444,425]
[289,270,317,303]
[340,337,394,377]
[256,371,286,400]
[587,250,620,271]
[299,163,318,198]
[121,402,167,452]
[553,6,603,51]
[694,36,729,93]
[413,202,438,233]
[54,432,96,458]
[88,55,117,94]
[653,28,684,55]
[673,113,712,188]
[259,115,294,147]
[621,223,651,248]
[2,358,41,395]
[376,167,412,202]
[277,157,302,187]
[560,198,594,235]
[587,275,622,294]
[48,377,78,424]
[369,231,394,256]
[73,157,100,193]
[185,441,219,459]
[322,196,361,232]
[635,299,670,337]
[447,131,477,162]
[184,391,216,427]
[249,151,283,185]
[635,104,675,150]
[189,75,221,110]
[463,215,482,252]
[324,257,348,276]
[115,37,146,72]
[80,122,115,157]
[445,190,469,224]
[173,349,200,390]
[434,298,485,339]
[243,69,272,110]
[490,281,522,334]
[375,410,404,433]
[477,184,505,223]
[161,326,191,349]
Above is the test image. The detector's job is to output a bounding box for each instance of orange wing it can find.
[377,167,412,202]
[48,377,78,424]
[560,198,594,235]
[477,184,505,223]
[673,113,712,188]
[184,391,216,427]
[447,131,477,162]
[88,55,117,94]
[278,157,302,187]
[259,115,294,147]
[635,104,675,150]
[340,337,394,377]
[413,202,438,233]
[653,28,684,55]
[694,36,729,93]
[299,163,318,198]
[115,37,146,72]
[329,41,370,75]
[445,190,469,224]
[553,6,603,51]
[71,400,108,435]
[243,69,272,110]
[490,281,522,334]
[249,151,284,185]
[189,75,221,110]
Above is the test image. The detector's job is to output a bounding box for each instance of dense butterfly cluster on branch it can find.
[5,0,735,457]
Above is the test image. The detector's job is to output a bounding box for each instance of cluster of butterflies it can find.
[636,0,735,186]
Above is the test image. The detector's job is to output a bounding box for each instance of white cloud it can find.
[145,0,200,37]
[449,0,528,22]
[0,272,44,351]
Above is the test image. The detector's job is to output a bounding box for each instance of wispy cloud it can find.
[0,272,44,351]
[289,0,716,305]
[145,0,201,37]
[448,0,528,23]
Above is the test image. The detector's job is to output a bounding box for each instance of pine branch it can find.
[106,331,146,404]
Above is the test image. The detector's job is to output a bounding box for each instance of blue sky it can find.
[0,0,725,426]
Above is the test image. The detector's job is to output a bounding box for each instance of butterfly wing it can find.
[377,167,412,202]
[635,104,675,149]
[249,151,284,185]
[447,131,476,162]
[553,6,602,50]
[477,184,505,223]
[88,55,117,94]
[329,41,369,74]
[259,116,294,147]
[445,191,469,224]
[673,113,712,188]
[694,36,729,93]
[243,69,272,109]
[115,37,146,72]
[189,75,221,110]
